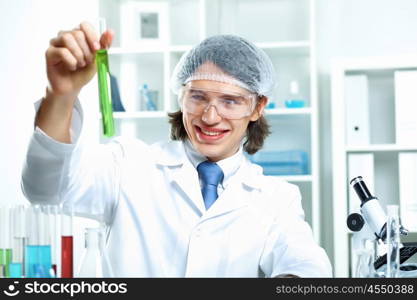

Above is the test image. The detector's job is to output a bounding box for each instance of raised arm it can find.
[36,22,113,143]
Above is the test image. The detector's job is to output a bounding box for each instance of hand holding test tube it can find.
[40,21,114,143]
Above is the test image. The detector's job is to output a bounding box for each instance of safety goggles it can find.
[179,86,258,120]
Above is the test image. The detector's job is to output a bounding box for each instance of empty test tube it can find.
[9,205,26,278]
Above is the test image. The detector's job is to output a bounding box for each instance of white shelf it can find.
[256,40,310,49]
[113,111,167,119]
[99,111,168,119]
[168,45,193,52]
[109,40,310,55]
[265,108,311,116]
[256,41,311,57]
[109,47,166,55]
[109,45,195,55]
[346,144,417,152]
[276,175,313,182]
[333,54,417,71]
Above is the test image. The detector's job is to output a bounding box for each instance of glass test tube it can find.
[46,205,60,278]
[386,205,400,278]
[25,205,38,278]
[61,205,73,278]
[96,18,115,137]
[38,206,52,278]
[9,205,26,278]
[0,206,12,278]
[25,205,52,278]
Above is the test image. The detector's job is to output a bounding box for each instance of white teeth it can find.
[201,129,222,136]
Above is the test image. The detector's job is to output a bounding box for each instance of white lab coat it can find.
[22,100,332,277]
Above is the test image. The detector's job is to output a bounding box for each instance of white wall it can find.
[316,0,417,264]
[0,0,98,206]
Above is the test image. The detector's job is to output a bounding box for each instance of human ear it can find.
[249,96,267,121]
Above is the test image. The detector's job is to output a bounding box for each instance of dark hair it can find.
[167,103,270,155]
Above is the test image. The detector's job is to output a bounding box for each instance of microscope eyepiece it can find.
[350,176,377,205]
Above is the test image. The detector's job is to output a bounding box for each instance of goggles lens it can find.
[181,87,257,119]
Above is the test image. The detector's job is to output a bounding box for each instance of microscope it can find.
[347,176,417,277]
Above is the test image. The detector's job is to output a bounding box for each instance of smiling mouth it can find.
[195,125,230,140]
[201,128,223,136]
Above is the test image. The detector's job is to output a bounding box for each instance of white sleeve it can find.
[259,184,333,277]
[21,98,124,225]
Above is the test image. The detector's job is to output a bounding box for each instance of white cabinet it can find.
[331,55,417,277]
[98,0,320,241]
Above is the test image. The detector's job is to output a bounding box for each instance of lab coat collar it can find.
[183,139,243,186]
[201,161,248,220]
[155,140,264,218]
[154,140,187,166]
[171,158,207,215]
[155,140,263,190]
[155,140,206,214]
[239,156,263,190]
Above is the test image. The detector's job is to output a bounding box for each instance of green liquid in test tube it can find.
[96,18,115,137]
[0,249,12,277]
[0,206,13,278]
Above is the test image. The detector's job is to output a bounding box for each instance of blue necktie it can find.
[197,161,224,209]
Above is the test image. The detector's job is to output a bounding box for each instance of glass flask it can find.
[355,240,375,278]
[385,205,400,278]
[77,227,114,277]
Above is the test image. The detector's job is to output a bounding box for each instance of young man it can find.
[22,22,332,277]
